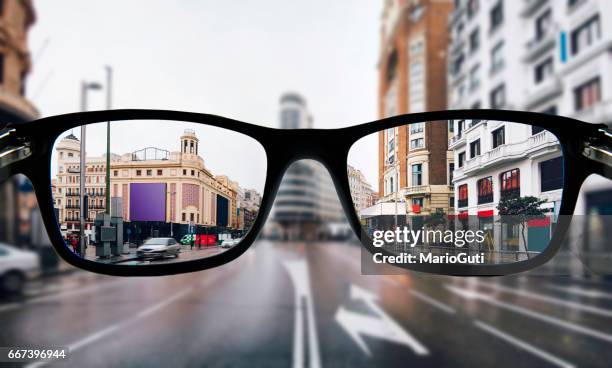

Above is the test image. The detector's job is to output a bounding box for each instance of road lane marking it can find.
[0,279,124,314]
[284,259,321,368]
[474,320,575,368]
[472,281,612,318]
[446,285,612,344]
[546,284,612,300]
[381,277,456,315]
[335,284,429,357]
[25,286,195,368]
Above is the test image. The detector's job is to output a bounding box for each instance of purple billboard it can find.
[129,183,167,222]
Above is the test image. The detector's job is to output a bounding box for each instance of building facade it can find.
[377,0,454,221]
[347,164,375,212]
[53,130,246,237]
[270,92,345,240]
[445,0,612,254]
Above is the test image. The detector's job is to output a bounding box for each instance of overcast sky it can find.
[30,0,381,190]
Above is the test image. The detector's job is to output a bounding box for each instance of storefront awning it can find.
[359,202,406,219]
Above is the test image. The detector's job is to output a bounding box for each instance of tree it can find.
[496,196,547,260]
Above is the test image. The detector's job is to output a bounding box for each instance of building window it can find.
[146,169,152,176]
[490,0,503,32]
[136,170,142,176]
[458,184,468,208]
[410,138,424,149]
[540,157,563,192]
[490,84,505,109]
[183,169,187,175]
[449,196,455,208]
[410,123,424,134]
[157,169,163,175]
[490,42,504,75]
[571,15,601,56]
[477,176,493,204]
[500,168,520,199]
[113,170,118,177]
[492,127,505,148]
[412,164,423,186]
[182,213,186,221]
[449,163,455,184]
[0,53,4,85]
[469,64,480,91]
[574,77,601,111]
[535,57,553,84]
[191,170,195,176]
[535,9,552,41]
[470,139,481,158]
[448,120,454,133]
[412,197,424,208]
[386,49,398,83]
[467,0,479,18]
[451,53,465,76]
[190,213,195,221]
[469,28,480,53]
[458,152,466,168]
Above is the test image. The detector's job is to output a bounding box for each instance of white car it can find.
[0,243,40,295]
[221,238,242,248]
[137,238,180,259]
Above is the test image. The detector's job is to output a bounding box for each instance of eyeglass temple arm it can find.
[582,127,612,180]
[0,126,32,183]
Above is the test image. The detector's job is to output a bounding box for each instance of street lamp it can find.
[79,80,102,257]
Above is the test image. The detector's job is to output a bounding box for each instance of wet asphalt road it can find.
[1,240,611,367]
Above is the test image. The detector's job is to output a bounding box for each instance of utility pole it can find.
[105,66,112,215]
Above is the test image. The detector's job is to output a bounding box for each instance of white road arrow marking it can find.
[284,259,321,368]
[335,284,429,357]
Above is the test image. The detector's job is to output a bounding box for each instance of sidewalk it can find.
[80,244,226,264]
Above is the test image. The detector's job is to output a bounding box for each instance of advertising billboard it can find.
[216,195,229,227]
[129,183,167,222]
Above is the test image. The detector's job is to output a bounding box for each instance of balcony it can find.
[457,131,560,177]
[448,133,466,149]
[523,26,557,62]
[449,38,465,56]
[520,0,548,17]
[448,5,465,27]
[402,185,430,196]
[524,76,563,110]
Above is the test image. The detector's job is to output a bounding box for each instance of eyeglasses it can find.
[0,109,610,276]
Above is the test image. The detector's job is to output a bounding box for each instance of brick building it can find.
[377,0,454,219]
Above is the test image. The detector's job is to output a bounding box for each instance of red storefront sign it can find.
[458,211,469,219]
[527,217,551,227]
[412,204,421,214]
[477,210,494,218]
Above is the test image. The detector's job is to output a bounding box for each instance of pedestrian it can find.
[190,235,195,250]
[70,236,78,254]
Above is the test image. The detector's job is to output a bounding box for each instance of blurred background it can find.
[0,0,611,366]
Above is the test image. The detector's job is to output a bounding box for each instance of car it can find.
[136,238,180,259]
[0,243,40,295]
[220,238,243,248]
[180,234,194,245]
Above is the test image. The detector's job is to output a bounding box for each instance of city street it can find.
[0,240,611,367]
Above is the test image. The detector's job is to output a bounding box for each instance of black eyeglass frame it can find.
[1,109,609,276]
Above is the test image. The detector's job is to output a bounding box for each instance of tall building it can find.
[376,0,454,222]
[0,0,38,245]
[52,130,247,240]
[446,0,612,254]
[347,165,375,212]
[271,92,345,240]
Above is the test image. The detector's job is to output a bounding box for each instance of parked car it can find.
[221,238,243,248]
[0,243,40,295]
[137,238,180,259]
